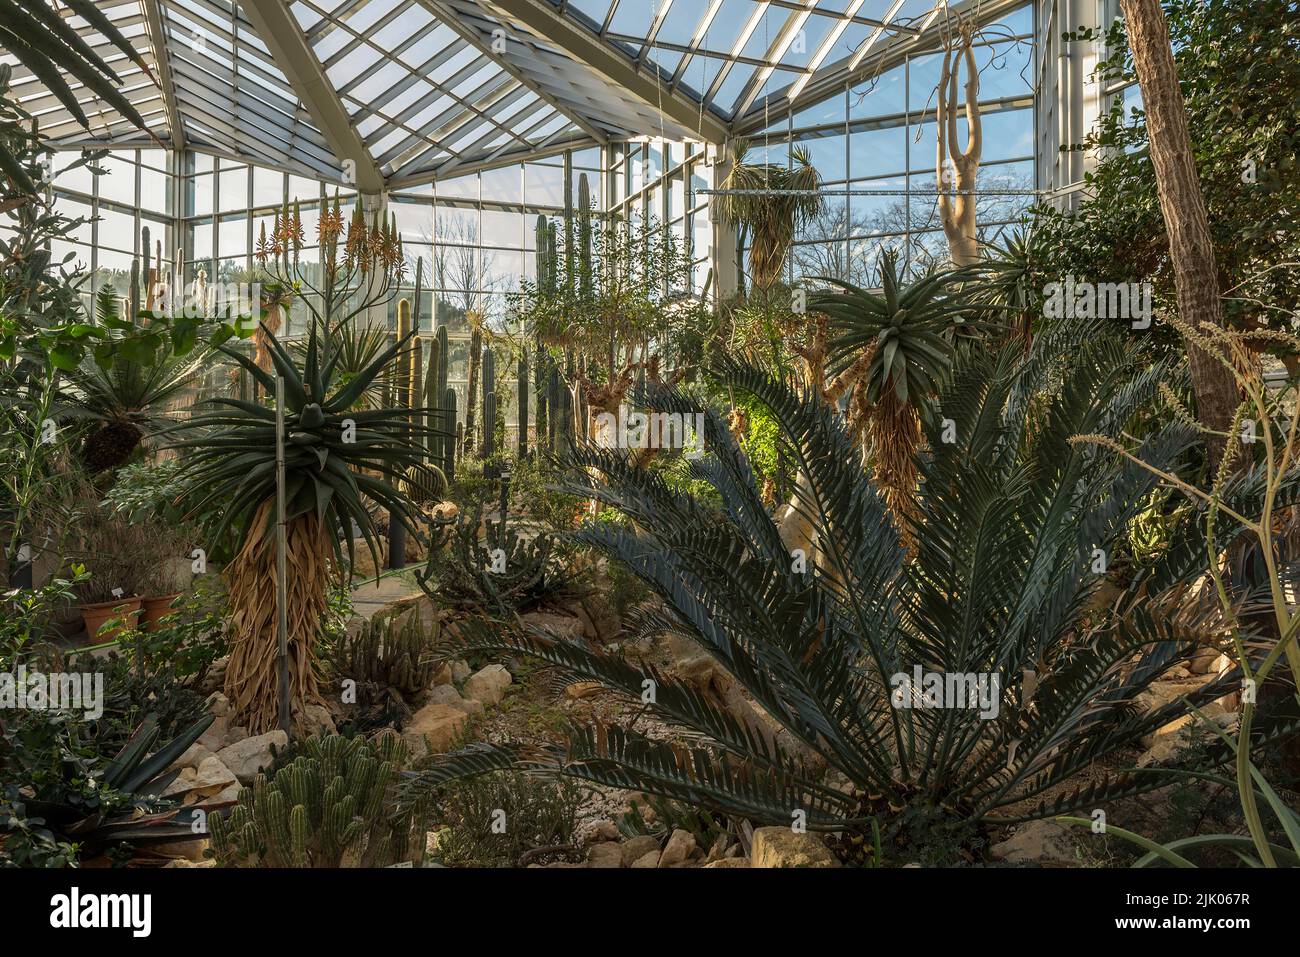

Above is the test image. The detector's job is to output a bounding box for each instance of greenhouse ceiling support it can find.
[240,0,386,193]
[487,0,731,146]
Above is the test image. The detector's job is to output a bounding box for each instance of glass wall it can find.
[609,2,1038,290]
[48,147,177,314]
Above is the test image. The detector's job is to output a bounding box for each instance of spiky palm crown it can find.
[814,250,981,412]
[60,289,209,470]
[717,142,823,291]
[404,326,1299,852]
[166,321,442,572]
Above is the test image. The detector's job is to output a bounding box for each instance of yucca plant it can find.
[716,140,822,293]
[167,321,443,734]
[404,326,1298,862]
[811,250,982,543]
[60,289,208,471]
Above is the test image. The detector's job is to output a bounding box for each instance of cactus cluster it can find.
[329,609,442,699]
[207,733,431,868]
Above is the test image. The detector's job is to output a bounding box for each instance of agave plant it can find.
[810,250,981,542]
[405,327,1298,861]
[1,712,214,863]
[167,321,443,734]
[60,289,208,471]
[716,140,822,293]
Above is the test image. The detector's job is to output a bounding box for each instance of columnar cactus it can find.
[480,348,493,460]
[207,733,430,868]
[517,348,529,460]
[444,388,458,481]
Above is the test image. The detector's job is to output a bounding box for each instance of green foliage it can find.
[167,321,441,575]
[1035,0,1300,345]
[1,711,213,866]
[429,770,586,868]
[411,329,1298,857]
[101,575,229,686]
[207,732,430,867]
[0,566,87,669]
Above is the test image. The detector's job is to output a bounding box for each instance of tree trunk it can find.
[936,21,981,266]
[224,501,330,734]
[1120,0,1239,464]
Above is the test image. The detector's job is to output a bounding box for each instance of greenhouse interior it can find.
[1,0,1298,906]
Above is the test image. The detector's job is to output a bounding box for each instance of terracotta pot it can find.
[141,593,182,632]
[80,597,142,643]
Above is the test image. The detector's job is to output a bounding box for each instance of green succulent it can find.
[167,321,445,571]
[812,250,982,410]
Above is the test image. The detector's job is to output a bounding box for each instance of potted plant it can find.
[76,584,142,643]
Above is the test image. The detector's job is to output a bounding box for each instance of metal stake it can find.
[275,374,291,738]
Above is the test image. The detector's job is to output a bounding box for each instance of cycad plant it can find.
[811,250,980,543]
[405,328,1296,861]
[716,141,822,293]
[168,321,441,733]
[61,289,207,471]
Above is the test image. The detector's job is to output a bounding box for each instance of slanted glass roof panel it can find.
[294,0,591,183]
[164,0,341,178]
[10,0,977,186]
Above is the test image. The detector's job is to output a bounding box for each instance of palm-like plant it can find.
[405,328,1297,861]
[968,225,1044,349]
[811,250,981,542]
[167,321,442,734]
[0,1,155,184]
[60,290,207,471]
[716,141,822,293]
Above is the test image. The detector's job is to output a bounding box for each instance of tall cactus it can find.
[483,390,497,460]
[389,297,413,569]
[431,335,447,465]
[517,348,529,460]
[480,347,496,458]
[576,172,593,299]
[443,388,457,482]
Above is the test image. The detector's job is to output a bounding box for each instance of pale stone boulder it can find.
[216,730,288,784]
[750,827,838,868]
[463,664,511,706]
[620,835,660,866]
[403,702,469,758]
[989,820,1077,865]
[426,683,483,716]
[586,843,624,869]
[658,828,697,867]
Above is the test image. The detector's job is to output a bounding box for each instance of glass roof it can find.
[5,0,966,187]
